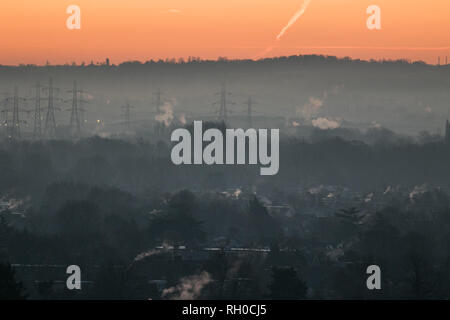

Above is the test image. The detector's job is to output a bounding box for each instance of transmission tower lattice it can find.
[43,77,60,138]
[214,83,235,123]
[121,102,134,129]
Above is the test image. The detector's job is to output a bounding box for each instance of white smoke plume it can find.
[298,96,325,119]
[277,0,313,40]
[162,271,212,300]
[178,113,187,125]
[409,184,430,202]
[0,197,28,211]
[155,100,175,126]
[80,92,94,101]
[371,121,381,129]
[383,186,392,195]
[312,117,340,130]
[133,241,173,262]
[296,85,342,119]
[133,249,163,262]
[364,193,374,203]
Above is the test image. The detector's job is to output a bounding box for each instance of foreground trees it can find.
[0,263,26,300]
[269,266,307,300]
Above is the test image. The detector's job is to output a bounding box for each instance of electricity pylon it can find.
[121,102,134,129]
[32,82,42,138]
[43,77,61,138]
[78,88,87,130]
[67,81,87,137]
[12,86,20,138]
[245,96,257,127]
[214,83,235,123]
[2,86,27,139]
[0,92,10,136]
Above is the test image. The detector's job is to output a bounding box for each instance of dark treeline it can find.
[3,54,448,93]
[2,182,450,299]
[0,134,449,198]
[1,133,450,299]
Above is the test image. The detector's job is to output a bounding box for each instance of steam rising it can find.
[312,117,340,130]
[162,271,212,300]
[298,96,325,119]
[296,85,342,120]
[155,100,175,126]
[133,248,163,262]
[81,92,94,101]
[178,113,187,125]
[409,184,430,202]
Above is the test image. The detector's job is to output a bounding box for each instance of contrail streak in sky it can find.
[254,0,313,59]
[276,0,312,41]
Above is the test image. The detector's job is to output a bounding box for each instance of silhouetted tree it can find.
[55,200,101,239]
[0,216,11,262]
[148,190,206,246]
[247,196,281,243]
[0,263,26,300]
[268,266,307,300]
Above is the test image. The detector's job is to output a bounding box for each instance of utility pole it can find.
[214,83,235,123]
[43,77,60,138]
[121,102,133,129]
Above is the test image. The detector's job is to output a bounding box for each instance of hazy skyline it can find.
[0,0,449,65]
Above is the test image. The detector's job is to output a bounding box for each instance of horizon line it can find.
[0,53,448,68]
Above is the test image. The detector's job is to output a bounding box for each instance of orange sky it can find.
[1,0,449,65]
